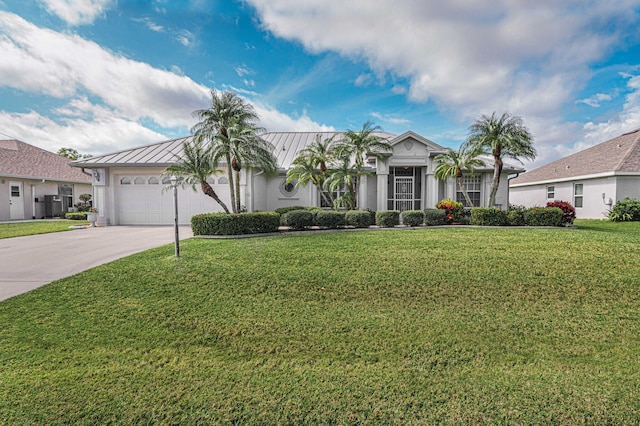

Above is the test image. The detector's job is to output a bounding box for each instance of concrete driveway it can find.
[0,225,193,302]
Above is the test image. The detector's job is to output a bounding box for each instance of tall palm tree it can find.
[434,146,485,207]
[164,138,230,213]
[464,112,535,206]
[212,121,277,213]
[336,120,392,208]
[325,159,361,210]
[191,90,262,213]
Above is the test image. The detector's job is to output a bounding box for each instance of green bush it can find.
[459,209,472,225]
[363,208,377,225]
[401,210,424,227]
[524,207,563,227]
[376,210,400,228]
[471,208,508,226]
[436,198,464,223]
[506,209,526,226]
[315,211,345,229]
[284,210,314,231]
[424,209,447,226]
[546,200,576,225]
[191,212,280,236]
[345,210,372,228]
[609,198,640,222]
[64,212,88,220]
[275,206,307,225]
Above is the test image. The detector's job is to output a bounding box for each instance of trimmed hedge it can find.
[345,210,372,228]
[507,209,526,226]
[546,200,576,225]
[524,207,563,227]
[424,209,447,226]
[65,212,88,220]
[276,206,307,225]
[609,197,640,222]
[315,210,345,229]
[401,210,424,227]
[284,210,314,231]
[376,210,400,228]
[191,212,280,236]
[470,208,508,226]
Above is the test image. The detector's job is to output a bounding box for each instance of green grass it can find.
[1,220,639,424]
[0,220,88,239]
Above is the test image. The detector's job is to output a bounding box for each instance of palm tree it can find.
[212,121,277,213]
[325,159,360,210]
[286,134,338,207]
[191,90,263,213]
[336,120,392,208]
[434,146,485,207]
[164,138,230,213]
[464,112,535,206]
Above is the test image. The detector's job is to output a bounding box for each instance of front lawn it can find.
[0,219,88,239]
[1,220,639,423]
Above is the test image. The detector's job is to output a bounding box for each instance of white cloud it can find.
[235,65,255,77]
[38,0,114,25]
[371,112,411,126]
[253,103,335,132]
[354,73,373,87]
[577,93,613,107]
[175,29,194,47]
[133,17,165,32]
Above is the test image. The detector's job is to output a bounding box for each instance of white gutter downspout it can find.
[250,169,265,212]
[31,179,46,219]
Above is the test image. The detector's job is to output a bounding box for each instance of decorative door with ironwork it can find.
[394,176,414,211]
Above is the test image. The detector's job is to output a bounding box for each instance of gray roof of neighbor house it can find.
[0,139,92,183]
[510,129,640,186]
[72,130,524,173]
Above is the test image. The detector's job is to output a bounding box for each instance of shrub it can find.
[401,210,424,227]
[546,200,576,225]
[424,209,447,226]
[65,212,87,220]
[376,210,400,228]
[363,208,377,226]
[275,205,307,225]
[436,198,464,223]
[470,208,508,226]
[524,207,563,227]
[459,209,472,225]
[345,210,372,228]
[506,208,526,226]
[284,209,314,231]
[191,212,280,236]
[609,198,640,222]
[315,210,345,229]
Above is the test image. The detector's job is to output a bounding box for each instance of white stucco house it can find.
[510,129,640,219]
[71,131,523,225]
[0,140,92,221]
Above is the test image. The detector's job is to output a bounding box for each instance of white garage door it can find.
[114,175,230,225]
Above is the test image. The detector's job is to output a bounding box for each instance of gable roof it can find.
[510,129,640,186]
[0,140,91,183]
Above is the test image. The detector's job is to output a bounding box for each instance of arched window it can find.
[218,176,229,184]
[148,177,159,184]
[120,177,131,185]
[161,177,172,185]
[134,177,146,185]
[206,176,215,184]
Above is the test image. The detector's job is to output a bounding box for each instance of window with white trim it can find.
[574,183,583,208]
[456,175,481,207]
[120,177,131,185]
[547,185,555,199]
[134,177,146,185]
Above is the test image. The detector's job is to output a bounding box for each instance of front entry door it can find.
[9,181,24,220]
[394,176,414,211]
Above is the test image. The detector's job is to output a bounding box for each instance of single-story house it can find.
[510,128,640,218]
[0,140,93,221]
[72,131,524,225]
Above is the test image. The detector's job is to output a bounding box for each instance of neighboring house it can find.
[71,131,523,225]
[0,140,93,221]
[510,129,640,219]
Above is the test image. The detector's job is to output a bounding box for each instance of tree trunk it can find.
[200,181,230,213]
[225,153,237,213]
[457,176,474,207]
[234,169,241,213]
[488,156,503,207]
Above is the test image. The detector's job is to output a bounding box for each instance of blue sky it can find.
[1,0,640,168]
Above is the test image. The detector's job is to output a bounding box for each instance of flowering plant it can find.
[546,200,575,225]
[436,198,464,223]
[90,207,98,213]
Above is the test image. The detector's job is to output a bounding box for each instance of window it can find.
[206,176,215,184]
[456,175,481,207]
[134,177,146,185]
[279,179,298,197]
[218,176,228,184]
[10,185,20,197]
[162,177,172,185]
[120,177,131,185]
[574,183,583,208]
[547,185,555,199]
[148,177,159,184]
